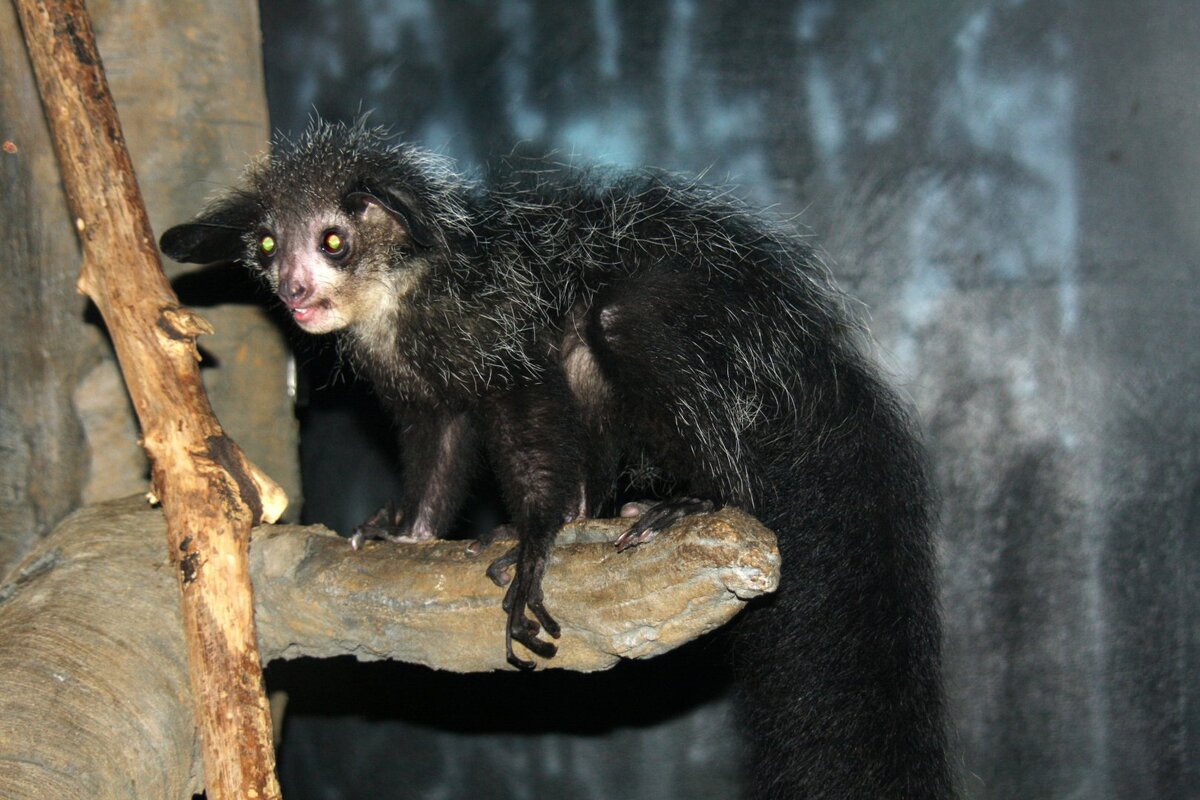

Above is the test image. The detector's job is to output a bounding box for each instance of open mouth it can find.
[289,299,334,328]
[291,305,320,323]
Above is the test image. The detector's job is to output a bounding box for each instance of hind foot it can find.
[614,497,716,552]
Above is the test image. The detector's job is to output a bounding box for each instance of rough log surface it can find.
[0,501,199,800]
[0,497,778,799]
[254,507,780,671]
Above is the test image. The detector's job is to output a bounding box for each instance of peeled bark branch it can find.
[0,499,778,799]
[12,1,286,797]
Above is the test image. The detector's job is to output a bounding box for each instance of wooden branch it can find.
[254,508,780,671]
[12,2,286,798]
[0,499,779,798]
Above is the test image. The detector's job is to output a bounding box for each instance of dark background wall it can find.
[257,1,1200,798]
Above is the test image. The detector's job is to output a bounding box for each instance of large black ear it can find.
[159,194,259,264]
[345,190,436,249]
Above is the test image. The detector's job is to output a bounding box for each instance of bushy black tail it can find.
[735,361,952,799]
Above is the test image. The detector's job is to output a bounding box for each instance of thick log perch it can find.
[255,507,779,671]
[0,498,778,799]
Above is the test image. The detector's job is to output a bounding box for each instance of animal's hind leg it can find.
[584,272,747,549]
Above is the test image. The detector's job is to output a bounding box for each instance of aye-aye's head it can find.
[159,119,472,334]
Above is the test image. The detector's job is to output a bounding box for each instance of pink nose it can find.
[279,276,311,307]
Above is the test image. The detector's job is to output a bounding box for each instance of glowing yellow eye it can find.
[323,232,343,252]
[259,235,276,254]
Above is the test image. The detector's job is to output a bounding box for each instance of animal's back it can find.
[495,167,953,797]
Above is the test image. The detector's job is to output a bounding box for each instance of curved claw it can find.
[350,501,398,548]
[528,596,561,638]
[614,497,716,552]
[498,551,561,669]
[510,614,558,660]
[504,592,558,669]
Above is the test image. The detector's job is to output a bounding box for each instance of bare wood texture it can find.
[1,0,296,583]
[12,2,286,798]
[95,0,302,520]
[0,498,779,798]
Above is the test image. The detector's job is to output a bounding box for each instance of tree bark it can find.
[12,1,286,798]
[0,499,779,799]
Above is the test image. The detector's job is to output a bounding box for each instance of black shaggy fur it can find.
[161,120,953,799]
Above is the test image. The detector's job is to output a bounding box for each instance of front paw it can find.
[348,501,433,549]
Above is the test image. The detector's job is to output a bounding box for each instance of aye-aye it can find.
[161,120,952,799]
